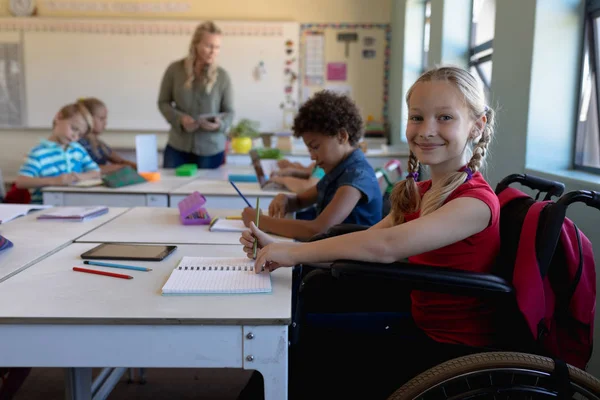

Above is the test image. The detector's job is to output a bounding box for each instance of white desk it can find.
[0,207,128,282]
[226,147,409,169]
[77,207,245,245]
[170,180,286,209]
[42,169,196,208]
[0,243,291,400]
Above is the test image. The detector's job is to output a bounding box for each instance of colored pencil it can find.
[83,260,152,272]
[73,267,133,280]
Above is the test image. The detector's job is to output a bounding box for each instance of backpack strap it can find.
[513,200,548,338]
[550,358,573,398]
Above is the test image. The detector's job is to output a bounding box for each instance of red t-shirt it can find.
[405,172,500,347]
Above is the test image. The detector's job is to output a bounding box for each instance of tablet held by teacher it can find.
[158,21,234,169]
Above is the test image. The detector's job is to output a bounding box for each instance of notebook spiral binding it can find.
[178,265,252,271]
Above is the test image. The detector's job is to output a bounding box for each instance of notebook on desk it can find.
[36,206,109,222]
[208,218,246,232]
[161,256,271,295]
[0,204,52,224]
[71,179,104,188]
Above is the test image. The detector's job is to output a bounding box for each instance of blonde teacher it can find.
[158,21,234,169]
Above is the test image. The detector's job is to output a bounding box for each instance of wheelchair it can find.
[288,173,600,399]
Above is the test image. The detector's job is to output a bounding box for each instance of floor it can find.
[14,367,253,399]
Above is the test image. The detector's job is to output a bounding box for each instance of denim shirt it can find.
[315,148,382,226]
[79,136,112,165]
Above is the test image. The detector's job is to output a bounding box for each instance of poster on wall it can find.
[326,62,347,81]
[303,30,325,86]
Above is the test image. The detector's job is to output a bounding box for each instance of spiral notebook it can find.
[161,257,271,295]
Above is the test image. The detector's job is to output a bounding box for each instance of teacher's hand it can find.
[198,118,221,131]
[180,114,200,133]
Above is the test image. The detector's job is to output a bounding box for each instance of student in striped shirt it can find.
[16,102,101,203]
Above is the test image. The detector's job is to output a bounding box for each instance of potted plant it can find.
[229,119,260,154]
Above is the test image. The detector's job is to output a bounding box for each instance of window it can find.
[470,0,495,102]
[575,4,600,172]
[423,0,431,70]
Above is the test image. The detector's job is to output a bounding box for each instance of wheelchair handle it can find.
[497,173,565,199]
[557,190,600,210]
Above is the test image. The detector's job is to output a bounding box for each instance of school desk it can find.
[41,169,196,208]
[0,242,291,400]
[170,180,287,210]
[41,166,259,208]
[0,207,128,282]
[225,147,410,169]
[76,207,255,245]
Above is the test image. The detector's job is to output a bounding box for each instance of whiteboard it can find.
[9,18,299,131]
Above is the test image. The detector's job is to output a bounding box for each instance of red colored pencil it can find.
[73,267,133,280]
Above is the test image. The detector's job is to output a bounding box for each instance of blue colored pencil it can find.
[83,260,152,272]
[229,181,253,208]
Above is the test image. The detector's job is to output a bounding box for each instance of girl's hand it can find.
[254,242,299,274]
[241,206,261,227]
[240,222,275,259]
[268,194,289,218]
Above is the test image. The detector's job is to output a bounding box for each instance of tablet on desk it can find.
[80,243,177,261]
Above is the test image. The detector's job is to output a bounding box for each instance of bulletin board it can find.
[300,23,390,127]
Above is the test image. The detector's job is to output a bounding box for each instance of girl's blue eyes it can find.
[409,115,453,121]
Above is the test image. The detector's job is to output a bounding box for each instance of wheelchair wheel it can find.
[388,352,600,399]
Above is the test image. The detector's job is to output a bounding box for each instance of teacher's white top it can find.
[0,243,292,325]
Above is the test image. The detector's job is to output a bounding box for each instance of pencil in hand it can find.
[253,197,260,260]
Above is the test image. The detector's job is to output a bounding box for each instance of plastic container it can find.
[177,191,211,225]
[176,163,198,177]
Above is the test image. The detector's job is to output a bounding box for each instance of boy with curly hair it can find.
[241,90,382,241]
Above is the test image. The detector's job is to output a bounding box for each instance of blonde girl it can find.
[77,97,137,174]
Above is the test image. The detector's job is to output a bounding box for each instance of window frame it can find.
[574,1,600,175]
[469,0,494,99]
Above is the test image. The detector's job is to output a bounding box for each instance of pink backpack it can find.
[496,186,596,370]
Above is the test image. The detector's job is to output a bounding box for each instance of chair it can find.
[375,160,403,217]
[289,173,600,399]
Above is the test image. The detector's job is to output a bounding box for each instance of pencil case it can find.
[176,163,198,177]
[178,191,211,225]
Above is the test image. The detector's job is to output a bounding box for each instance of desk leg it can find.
[243,325,288,400]
[64,367,92,400]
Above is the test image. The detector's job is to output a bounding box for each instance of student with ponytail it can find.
[239,66,500,397]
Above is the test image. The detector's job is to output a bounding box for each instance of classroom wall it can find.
[490,0,600,377]
[0,0,392,182]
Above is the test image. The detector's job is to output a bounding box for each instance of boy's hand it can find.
[53,173,78,186]
[241,206,261,227]
[268,194,289,218]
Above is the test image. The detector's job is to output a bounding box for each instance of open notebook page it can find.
[161,257,271,294]
[209,219,246,232]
